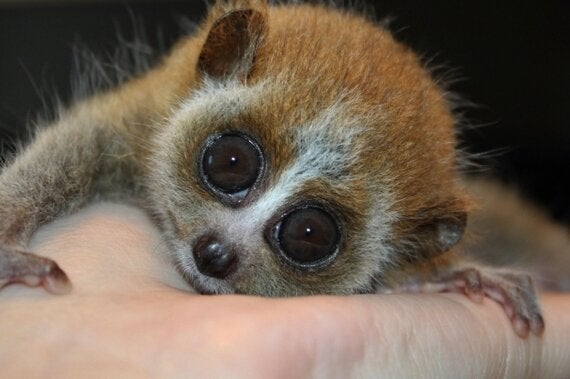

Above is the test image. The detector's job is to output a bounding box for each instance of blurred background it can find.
[0,0,568,223]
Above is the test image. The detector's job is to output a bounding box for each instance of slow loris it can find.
[2,0,567,338]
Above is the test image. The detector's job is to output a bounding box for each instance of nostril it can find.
[192,234,238,279]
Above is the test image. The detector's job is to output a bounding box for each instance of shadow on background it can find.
[0,0,568,221]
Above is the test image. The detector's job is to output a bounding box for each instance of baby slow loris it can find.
[1,0,568,338]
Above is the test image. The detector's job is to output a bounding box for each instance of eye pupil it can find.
[201,134,262,198]
[273,206,340,266]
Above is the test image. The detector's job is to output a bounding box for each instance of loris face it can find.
[147,3,468,296]
[150,78,387,295]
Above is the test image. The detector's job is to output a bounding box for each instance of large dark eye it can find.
[200,133,262,203]
[268,205,341,268]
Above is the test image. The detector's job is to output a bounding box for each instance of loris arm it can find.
[0,106,144,292]
[0,42,197,293]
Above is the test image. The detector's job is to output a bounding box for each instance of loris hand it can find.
[0,203,568,378]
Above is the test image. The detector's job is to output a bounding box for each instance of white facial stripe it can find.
[199,101,368,251]
[247,101,367,223]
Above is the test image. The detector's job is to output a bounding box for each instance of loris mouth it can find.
[183,272,236,295]
[194,287,216,295]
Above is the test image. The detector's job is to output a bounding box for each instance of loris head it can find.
[149,0,469,296]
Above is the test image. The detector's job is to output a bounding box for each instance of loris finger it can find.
[0,247,71,294]
[436,267,544,338]
[480,270,545,337]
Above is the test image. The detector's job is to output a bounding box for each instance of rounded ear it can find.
[397,206,468,261]
[415,210,467,258]
[432,210,467,252]
[198,8,267,80]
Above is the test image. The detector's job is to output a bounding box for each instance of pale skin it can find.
[1,203,569,378]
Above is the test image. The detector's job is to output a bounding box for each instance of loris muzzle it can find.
[0,0,551,337]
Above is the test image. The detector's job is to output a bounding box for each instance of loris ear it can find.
[403,206,468,260]
[198,2,267,80]
[425,210,467,253]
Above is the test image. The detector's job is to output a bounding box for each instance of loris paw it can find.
[435,267,544,338]
[0,246,71,294]
[385,266,545,337]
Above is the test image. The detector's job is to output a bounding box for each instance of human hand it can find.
[1,203,568,378]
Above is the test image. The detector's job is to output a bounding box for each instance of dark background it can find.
[0,0,568,222]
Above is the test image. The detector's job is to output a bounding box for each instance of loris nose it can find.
[192,234,238,279]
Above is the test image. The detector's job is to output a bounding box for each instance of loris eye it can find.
[267,204,342,269]
[200,133,263,205]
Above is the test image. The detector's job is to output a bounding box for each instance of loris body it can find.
[0,0,563,337]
